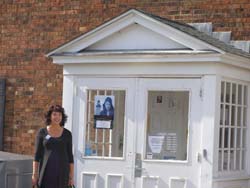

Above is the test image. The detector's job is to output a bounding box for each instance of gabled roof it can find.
[47,9,250,59]
[137,9,250,59]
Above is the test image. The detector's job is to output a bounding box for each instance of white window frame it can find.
[82,87,128,160]
[143,90,191,162]
[217,78,250,177]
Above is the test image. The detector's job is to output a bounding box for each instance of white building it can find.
[47,9,250,188]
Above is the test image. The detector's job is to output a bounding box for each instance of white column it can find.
[62,75,75,132]
[246,85,250,175]
[199,75,219,188]
[62,74,77,186]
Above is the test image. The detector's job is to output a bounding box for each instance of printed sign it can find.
[95,120,112,129]
[148,135,165,154]
[166,133,177,153]
[94,95,115,129]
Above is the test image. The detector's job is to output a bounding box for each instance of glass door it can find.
[135,78,202,188]
[75,78,136,188]
[75,77,202,188]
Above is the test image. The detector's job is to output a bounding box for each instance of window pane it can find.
[232,83,236,104]
[218,150,222,171]
[220,104,224,125]
[242,150,245,170]
[221,82,225,102]
[145,91,189,161]
[244,85,247,105]
[85,90,125,158]
[230,128,235,148]
[236,150,240,170]
[225,105,230,126]
[223,150,228,170]
[224,128,229,148]
[238,85,242,105]
[237,106,242,126]
[226,82,231,103]
[243,107,247,127]
[231,106,236,126]
[229,150,234,171]
[219,128,223,148]
[236,128,241,148]
[242,129,246,148]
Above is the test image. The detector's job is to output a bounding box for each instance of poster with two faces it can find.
[94,95,115,129]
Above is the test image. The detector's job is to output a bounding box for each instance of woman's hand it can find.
[68,163,74,186]
[32,174,38,187]
[68,177,74,186]
[32,161,39,187]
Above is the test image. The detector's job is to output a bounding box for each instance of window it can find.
[218,81,248,172]
[84,89,125,158]
[145,91,189,161]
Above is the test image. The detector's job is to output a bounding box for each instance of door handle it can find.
[135,166,146,171]
[135,153,143,177]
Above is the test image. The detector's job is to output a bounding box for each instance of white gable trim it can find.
[57,14,136,53]
[132,12,223,52]
[46,10,136,56]
[220,53,250,69]
[50,52,250,70]
[50,54,220,65]
[46,9,224,56]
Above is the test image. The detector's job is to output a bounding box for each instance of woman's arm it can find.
[32,161,39,175]
[69,163,74,180]
[32,128,43,186]
[67,131,74,185]
[32,161,39,183]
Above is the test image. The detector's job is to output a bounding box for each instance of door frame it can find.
[73,77,137,188]
[67,76,205,188]
[134,78,203,188]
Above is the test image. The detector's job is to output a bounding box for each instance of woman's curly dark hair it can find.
[45,105,68,127]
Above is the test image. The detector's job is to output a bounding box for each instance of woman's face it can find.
[105,101,111,111]
[51,111,62,125]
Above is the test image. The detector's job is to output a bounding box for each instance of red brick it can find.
[1,0,250,155]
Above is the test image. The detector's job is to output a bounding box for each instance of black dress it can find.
[34,128,74,188]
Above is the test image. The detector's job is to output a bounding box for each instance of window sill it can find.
[143,159,188,164]
[81,154,124,161]
[213,174,250,182]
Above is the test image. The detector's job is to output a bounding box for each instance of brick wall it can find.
[1,0,250,155]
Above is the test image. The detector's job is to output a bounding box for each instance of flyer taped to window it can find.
[94,95,115,129]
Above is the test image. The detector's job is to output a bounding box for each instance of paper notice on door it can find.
[148,136,165,154]
[166,133,177,153]
[96,120,111,129]
[146,152,153,159]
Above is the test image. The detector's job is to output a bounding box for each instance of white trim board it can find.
[47,9,224,56]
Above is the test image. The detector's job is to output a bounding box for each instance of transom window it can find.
[218,81,248,172]
[84,89,125,158]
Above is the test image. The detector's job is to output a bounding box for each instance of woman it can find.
[32,105,74,188]
[100,97,114,117]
